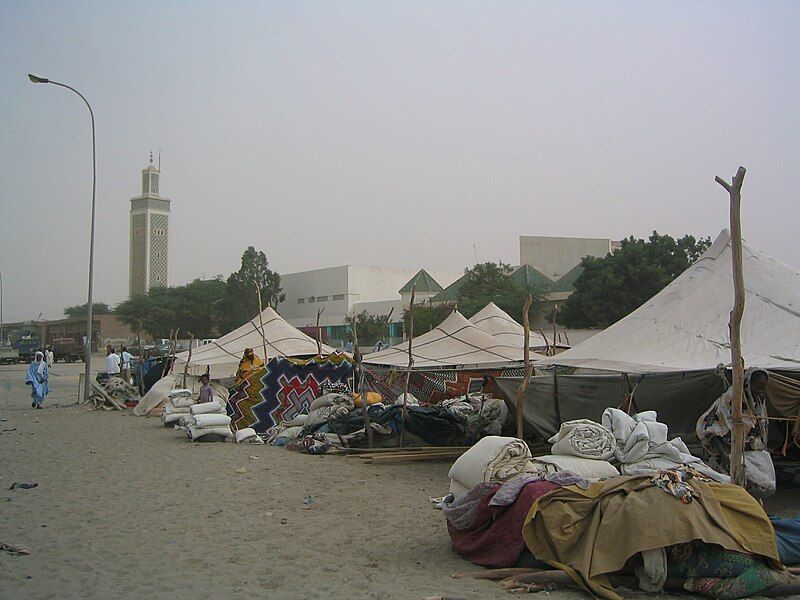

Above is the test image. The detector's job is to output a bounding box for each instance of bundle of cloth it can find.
[529,419,621,480]
[448,436,533,497]
[103,377,141,406]
[234,427,264,444]
[601,408,728,483]
[162,389,194,425]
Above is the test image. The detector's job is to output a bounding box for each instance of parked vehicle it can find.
[0,346,18,365]
[16,338,41,363]
[52,337,85,363]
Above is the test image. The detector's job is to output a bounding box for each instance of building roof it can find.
[430,272,469,303]
[550,263,584,293]
[509,265,554,291]
[536,229,800,372]
[399,269,444,294]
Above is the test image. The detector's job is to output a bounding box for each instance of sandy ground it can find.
[1,359,798,600]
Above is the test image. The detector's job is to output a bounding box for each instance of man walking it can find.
[106,347,121,378]
[120,346,134,384]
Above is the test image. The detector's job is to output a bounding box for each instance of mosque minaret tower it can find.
[129,152,170,296]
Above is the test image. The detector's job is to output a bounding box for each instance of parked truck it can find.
[52,337,85,363]
[0,346,17,365]
[16,338,41,363]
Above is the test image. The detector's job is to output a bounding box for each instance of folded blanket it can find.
[448,436,532,497]
[164,402,191,414]
[235,427,264,444]
[189,399,225,415]
[169,388,193,398]
[188,426,232,440]
[528,455,619,479]
[548,419,616,460]
[192,413,231,428]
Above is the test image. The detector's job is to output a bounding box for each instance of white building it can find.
[278,266,462,343]
[518,235,617,281]
[129,154,170,296]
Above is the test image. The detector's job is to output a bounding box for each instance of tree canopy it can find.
[222,247,285,332]
[456,262,549,323]
[559,232,711,328]
[403,303,453,336]
[63,302,111,318]
[346,311,393,346]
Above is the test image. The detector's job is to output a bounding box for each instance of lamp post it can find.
[0,271,4,346]
[28,74,96,402]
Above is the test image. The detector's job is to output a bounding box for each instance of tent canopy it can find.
[362,310,523,369]
[174,307,336,378]
[538,229,800,373]
[468,302,549,350]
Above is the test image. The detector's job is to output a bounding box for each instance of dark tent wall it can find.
[497,370,726,441]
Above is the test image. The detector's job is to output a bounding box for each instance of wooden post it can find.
[551,304,559,356]
[351,318,373,448]
[315,307,325,356]
[254,279,269,366]
[136,320,144,394]
[538,328,550,356]
[716,166,747,487]
[160,329,175,379]
[516,295,533,439]
[182,331,195,388]
[399,286,416,447]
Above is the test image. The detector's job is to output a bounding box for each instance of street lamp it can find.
[28,74,96,402]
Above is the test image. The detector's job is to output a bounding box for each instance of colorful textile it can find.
[234,348,265,385]
[363,367,521,406]
[650,466,714,504]
[227,353,353,435]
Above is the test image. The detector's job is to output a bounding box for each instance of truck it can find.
[16,338,41,363]
[52,337,85,363]
[0,346,17,365]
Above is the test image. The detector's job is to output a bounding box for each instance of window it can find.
[309,297,316,303]
[332,294,345,301]
[317,295,328,302]
[297,298,305,304]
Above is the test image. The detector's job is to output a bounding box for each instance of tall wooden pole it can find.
[516,295,533,439]
[182,331,195,388]
[551,304,559,357]
[715,166,747,487]
[351,318,373,448]
[315,307,325,356]
[254,280,269,367]
[399,286,415,447]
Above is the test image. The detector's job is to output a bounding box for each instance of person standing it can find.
[106,347,121,377]
[26,351,50,409]
[198,373,214,403]
[120,346,134,383]
[45,346,54,366]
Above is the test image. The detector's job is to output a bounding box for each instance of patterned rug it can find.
[228,353,354,435]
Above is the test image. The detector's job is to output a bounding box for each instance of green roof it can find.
[551,263,583,293]
[509,265,554,292]
[430,272,469,303]
[399,269,444,294]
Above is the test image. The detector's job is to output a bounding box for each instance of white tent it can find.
[174,307,336,378]
[468,302,549,351]
[538,229,800,373]
[362,310,524,369]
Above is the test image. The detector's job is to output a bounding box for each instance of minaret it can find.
[129,152,171,296]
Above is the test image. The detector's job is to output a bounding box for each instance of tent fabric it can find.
[174,307,336,378]
[362,310,523,369]
[468,302,549,350]
[537,229,800,373]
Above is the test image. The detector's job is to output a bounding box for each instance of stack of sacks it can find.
[601,408,729,483]
[185,413,232,442]
[235,428,264,444]
[529,419,620,480]
[162,389,194,426]
[304,393,355,430]
[448,436,532,498]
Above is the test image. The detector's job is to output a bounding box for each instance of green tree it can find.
[114,294,175,339]
[559,231,711,328]
[403,303,453,335]
[346,311,393,346]
[456,262,548,322]
[63,302,111,318]
[223,247,285,331]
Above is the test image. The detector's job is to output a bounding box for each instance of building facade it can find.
[518,235,617,281]
[129,154,170,296]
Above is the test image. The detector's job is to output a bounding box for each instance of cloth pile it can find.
[162,389,194,425]
[527,419,620,480]
[103,376,140,406]
[448,436,532,497]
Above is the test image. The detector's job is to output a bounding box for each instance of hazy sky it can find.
[2,1,799,322]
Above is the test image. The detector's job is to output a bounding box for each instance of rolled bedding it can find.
[448,436,532,497]
[235,428,264,444]
[527,455,620,480]
[169,388,193,398]
[192,413,231,428]
[548,419,616,461]
[188,426,232,441]
[163,412,184,425]
[309,393,354,412]
[189,399,225,416]
[281,414,307,428]
[134,375,176,416]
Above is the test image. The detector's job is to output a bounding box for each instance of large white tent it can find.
[468,302,549,351]
[537,229,800,373]
[363,310,523,369]
[174,307,336,378]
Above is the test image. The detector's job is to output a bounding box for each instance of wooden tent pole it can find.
[161,329,175,378]
[182,331,194,388]
[253,279,269,366]
[516,295,533,439]
[351,318,373,448]
[715,166,747,487]
[399,286,416,447]
[315,307,325,356]
[551,304,559,356]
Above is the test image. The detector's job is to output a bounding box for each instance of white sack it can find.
[745,449,776,498]
[134,375,176,416]
[188,426,232,440]
[309,393,352,412]
[192,413,231,428]
[169,388,193,399]
[235,428,264,444]
[163,412,184,425]
[189,400,225,415]
[528,455,620,479]
[548,419,616,460]
[448,436,532,496]
[281,414,308,427]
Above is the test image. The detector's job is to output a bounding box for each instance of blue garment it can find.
[769,514,800,566]
[25,360,50,405]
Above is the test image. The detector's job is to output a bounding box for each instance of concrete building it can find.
[277,266,462,344]
[129,153,170,296]
[4,315,136,352]
[519,235,617,281]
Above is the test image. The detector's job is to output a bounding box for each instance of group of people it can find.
[105,346,134,383]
